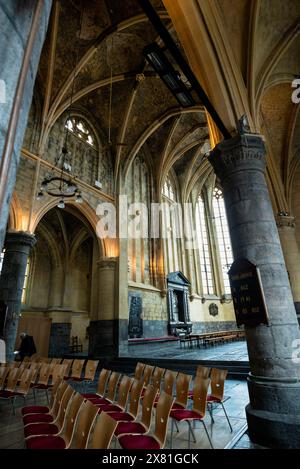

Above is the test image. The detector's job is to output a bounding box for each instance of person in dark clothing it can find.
[18,332,36,360]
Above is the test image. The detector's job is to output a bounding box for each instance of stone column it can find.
[0,1,52,251]
[276,215,300,322]
[88,257,118,362]
[209,131,300,448]
[0,231,36,361]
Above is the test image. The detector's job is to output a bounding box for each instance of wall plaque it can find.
[228,258,269,326]
[128,293,143,338]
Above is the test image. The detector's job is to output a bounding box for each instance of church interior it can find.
[0,0,300,451]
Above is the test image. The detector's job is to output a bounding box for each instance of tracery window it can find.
[65,117,96,148]
[213,187,233,294]
[163,177,176,201]
[21,258,30,304]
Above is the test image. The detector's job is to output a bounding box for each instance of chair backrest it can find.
[128,379,144,417]
[37,363,51,385]
[175,373,192,408]
[151,367,165,390]
[140,385,157,429]
[154,391,175,448]
[163,370,177,395]
[0,366,9,389]
[134,362,145,380]
[90,412,118,449]
[39,357,51,363]
[84,360,99,381]
[22,356,30,363]
[5,368,19,392]
[192,377,210,417]
[18,369,37,395]
[52,364,68,385]
[210,368,227,400]
[106,371,121,402]
[50,358,62,365]
[62,393,85,448]
[196,365,211,379]
[56,385,75,429]
[142,365,154,386]
[116,375,132,410]
[62,359,73,377]
[73,399,98,449]
[50,380,68,416]
[71,359,85,379]
[96,368,111,396]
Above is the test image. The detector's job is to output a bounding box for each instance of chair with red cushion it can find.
[72,360,99,390]
[134,362,146,380]
[24,385,75,439]
[61,359,73,379]
[114,384,157,438]
[108,378,143,423]
[0,368,36,414]
[21,378,67,417]
[94,375,132,413]
[90,411,118,449]
[87,371,120,405]
[22,380,68,425]
[153,369,177,404]
[207,368,232,432]
[31,363,51,403]
[25,393,95,449]
[118,391,174,450]
[188,365,211,398]
[68,359,85,381]
[170,376,213,448]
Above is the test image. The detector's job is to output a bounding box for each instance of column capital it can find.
[209,132,266,181]
[5,230,36,249]
[97,257,118,270]
[276,214,296,228]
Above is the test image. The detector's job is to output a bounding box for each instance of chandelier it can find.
[36,7,84,210]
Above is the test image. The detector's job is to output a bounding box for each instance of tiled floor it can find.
[126,340,249,361]
[0,378,250,450]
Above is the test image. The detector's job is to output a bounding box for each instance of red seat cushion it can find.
[108,412,134,422]
[115,422,147,437]
[24,423,58,438]
[26,435,66,449]
[171,403,185,410]
[119,434,160,450]
[97,404,122,413]
[81,393,101,399]
[207,395,222,403]
[0,390,23,398]
[23,413,54,425]
[22,406,49,416]
[170,409,204,421]
[71,377,83,381]
[32,384,50,390]
[89,397,110,405]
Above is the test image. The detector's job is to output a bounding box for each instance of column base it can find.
[246,375,300,448]
[88,320,118,363]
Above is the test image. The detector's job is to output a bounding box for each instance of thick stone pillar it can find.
[88,257,118,362]
[276,215,300,321]
[0,1,52,250]
[209,131,300,448]
[0,231,36,361]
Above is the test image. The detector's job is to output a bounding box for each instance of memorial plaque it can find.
[128,293,143,338]
[228,258,269,326]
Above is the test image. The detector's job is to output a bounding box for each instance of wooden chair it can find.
[69,359,85,381]
[25,391,87,449]
[118,391,174,449]
[22,380,69,425]
[51,364,68,385]
[31,363,51,402]
[94,375,133,414]
[73,360,99,389]
[61,359,73,379]
[0,368,36,414]
[207,368,232,431]
[170,377,213,448]
[24,385,75,439]
[134,362,146,380]
[72,400,99,449]
[82,368,110,400]
[108,379,143,423]
[151,367,165,390]
[90,411,118,449]
[114,385,158,438]
[142,364,154,387]
[188,366,211,398]
[154,369,177,404]
[172,373,192,410]
[87,371,120,405]
[0,366,9,389]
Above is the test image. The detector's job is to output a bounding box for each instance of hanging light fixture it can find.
[37,8,84,209]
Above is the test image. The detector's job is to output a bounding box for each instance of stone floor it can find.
[126,339,249,361]
[0,377,250,450]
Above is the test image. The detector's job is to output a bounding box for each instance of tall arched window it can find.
[21,258,30,304]
[162,176,181,273]
[195,195,214,294]
[163,177,175,201]
[213,187,233,294]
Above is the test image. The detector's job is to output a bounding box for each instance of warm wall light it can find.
[143,43,196,108]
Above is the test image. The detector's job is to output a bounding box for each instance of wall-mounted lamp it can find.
[143,43,196,108]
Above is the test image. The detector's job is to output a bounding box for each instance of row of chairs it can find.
[21,381,118,449]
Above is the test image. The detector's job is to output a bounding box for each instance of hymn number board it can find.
[228,258,269,326]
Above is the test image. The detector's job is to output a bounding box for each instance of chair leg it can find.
[202,421,214,449]
[187,421,191,449]
[174,420,179,433]
[208,403,214,423]
[170,418,174,449]
[221,402,233,432]
[187,420,196,444]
